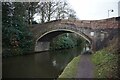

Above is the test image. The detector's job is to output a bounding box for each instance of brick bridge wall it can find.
[30,17,119,52]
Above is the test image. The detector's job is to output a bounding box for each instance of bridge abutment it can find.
[35,41,50,52]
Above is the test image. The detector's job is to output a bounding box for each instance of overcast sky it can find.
[67,0,120,20]
[34,0,120,22]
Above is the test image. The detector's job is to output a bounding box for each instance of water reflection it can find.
[3,48,81,78]
[52,60,56,66]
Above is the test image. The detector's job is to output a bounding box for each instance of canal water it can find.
[3,48,82,78]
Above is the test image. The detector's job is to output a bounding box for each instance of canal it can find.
[3,48,82,78]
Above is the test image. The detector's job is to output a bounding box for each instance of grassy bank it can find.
[58,55,80,78]
[91,48,118,78]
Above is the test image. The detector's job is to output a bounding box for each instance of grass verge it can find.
[91,48,118,78]
[58,55,80,78]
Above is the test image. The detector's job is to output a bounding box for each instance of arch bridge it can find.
[30,17,119,52]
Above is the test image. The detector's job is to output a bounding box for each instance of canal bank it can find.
[58,54,95,78]
[58,45,119,78]
[58,55,80,78]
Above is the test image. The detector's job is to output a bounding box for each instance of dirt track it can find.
[76,54,95,78]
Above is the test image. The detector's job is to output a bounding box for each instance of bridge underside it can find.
[38,30,72,42]
[35,30,91,52]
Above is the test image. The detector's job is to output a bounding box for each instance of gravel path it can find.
[76,54,95,78]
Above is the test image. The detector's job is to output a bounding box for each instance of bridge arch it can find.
[36,29,92,43]
[31,17,119,52]
[35,29,92,52]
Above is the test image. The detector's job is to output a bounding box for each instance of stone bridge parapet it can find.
[30,17,119,52]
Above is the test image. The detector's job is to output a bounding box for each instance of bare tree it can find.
[35,0,77,23]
